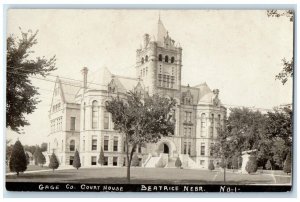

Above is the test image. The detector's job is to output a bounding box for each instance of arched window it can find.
[141,57,144,64]
[171,57,175,63]
[145,55,148,62]
[92,100,99,129]
[165,55,169,63]
[158,54,162,61]
[201,113,206,137]
[70,140,75,151]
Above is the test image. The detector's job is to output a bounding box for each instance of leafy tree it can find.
[267,10,294,85]
[208,161,215,171]
[9,140,27,176]
[265,159,272,170]
[72,150,81,170]
[175,156,182,168]
[105,91,176,182]
[6,29,56,133]
[49,153,59,172]
[25,152,30,165]
[40,143,48,152]
[245,155,258,174]
[283,152,292,174]
[38,152,46,167]
[98,147,105,166]
[131,154,139,167]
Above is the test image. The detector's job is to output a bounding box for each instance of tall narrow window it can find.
[92,136,97,151]
[158,54,162,61]
[165,55,169,63]
[104,111,109,129]
[104,136,109,151]
[201,143,205,156]
[113,137,118,152]
[171,56,175,63]
[83,102,86,130]
[113,157,118,166]
[104,157,108,166]
[92,101,99,129]
[70,117,76,130]
[183,142,187,154]
[141,57,144,64]
[183,127,187,137]
[201,113,206,137]
[70,140,75,151]
[145,55,148,62]
[91,156,97,165]
[188,142,191,155]
[210,114,214,138]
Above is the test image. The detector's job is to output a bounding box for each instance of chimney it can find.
[81,67,88,91]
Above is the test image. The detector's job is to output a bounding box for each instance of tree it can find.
[131,154,139,167]
[208,161,215,171]
[9,140,27,176]
[6,29,56,133]
[72,150,81,170]
[265,159,272,170]
[49,153,59,172]
[38,152,46,167]
[25,152,30,165]
[6,139,13,165]
[98,147,105,166]
[175,156,182,168]
[33,146,42,165]
[245,155,258,174]
[283,152,292,174]
[40,143,48,152]
[105,91,176,182]
[267,10,294,85]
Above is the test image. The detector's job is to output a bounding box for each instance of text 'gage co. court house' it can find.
[47,17,227,169]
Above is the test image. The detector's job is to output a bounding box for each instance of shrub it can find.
[283,153,291,174]
[265,159,272,170]
[175,157,182,168]
[25,152,30,166]
[245,155,258,174]
[98,147,105,166]
[72,150,81,170]
[131,154,140,166]
[9,140,27,176]
[208,161,215,171]
[49,153,59,171]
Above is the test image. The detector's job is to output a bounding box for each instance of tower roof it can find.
[157,17,168,46]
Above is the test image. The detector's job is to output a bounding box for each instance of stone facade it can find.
[47,18,226,169]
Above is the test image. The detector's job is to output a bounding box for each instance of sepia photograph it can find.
[5,8,294,192]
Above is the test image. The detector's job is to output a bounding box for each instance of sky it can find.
[6,9,293,145]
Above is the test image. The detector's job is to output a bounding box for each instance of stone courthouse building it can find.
[47,18,227,169]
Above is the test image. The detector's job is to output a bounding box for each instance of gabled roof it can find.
[193,82,221,105]
[59,79,81,103]
[114,75,143,93]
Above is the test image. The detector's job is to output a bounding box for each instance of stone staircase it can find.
[166,157,177,168]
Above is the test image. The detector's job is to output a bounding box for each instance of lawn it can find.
[6,167,291,185]
[6,165,51,173]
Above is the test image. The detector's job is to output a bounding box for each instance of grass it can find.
[6,167,291,185]
[6,164,51,173]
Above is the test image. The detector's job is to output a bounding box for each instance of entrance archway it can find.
[163,144,169,154]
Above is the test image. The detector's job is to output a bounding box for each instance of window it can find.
[165,55,169,63]
[184,112,192,122]
[158,54,162,61]
[91,156,97,165]
[141,57,144,64]
[123,141,126,152]
[171,57,175,63]
[217,114,221,133]
[201,113,206,136]
[70,140,75,151]
[123,157,126,166]
[145,55,148,62]
[188,142,191,155]
[200,160,205,166]
[92,136,97,151]
[138,145,142,153]
[104,136,109,151]
[104,157,108,166]
[201,143,205,156]
[210,114,214,137]
[70,117,76,130]
[183,127,187,137]
[188,127,192,136]
[183,142,187,154]
[69,156,74,165]
[113,137,118,152]
[113,157,118,166]
[92,101,99,129]
[104,111,109,129]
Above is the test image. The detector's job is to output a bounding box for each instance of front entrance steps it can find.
[166,157,176,168]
